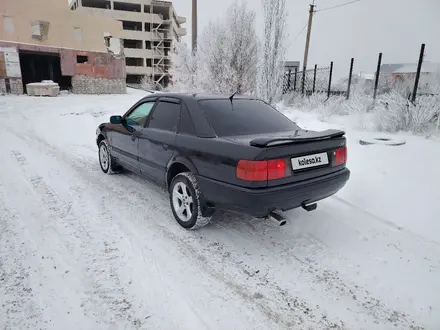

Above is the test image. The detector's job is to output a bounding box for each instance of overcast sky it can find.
[172,0,440,78]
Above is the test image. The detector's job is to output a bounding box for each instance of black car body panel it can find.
[96,93,350,218]
[196,168,350,217]
[138,127,178,182]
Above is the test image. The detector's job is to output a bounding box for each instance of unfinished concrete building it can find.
[70,0,186,88]
[0,0,126,95]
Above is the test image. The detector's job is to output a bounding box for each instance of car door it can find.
[138,98,181,183]
[110,100,156,172]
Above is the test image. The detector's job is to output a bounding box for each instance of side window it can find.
[148,101,180,132]
[125,102,155,127]
[178,103,195,135]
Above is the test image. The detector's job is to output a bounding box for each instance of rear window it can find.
[199,99,299,137]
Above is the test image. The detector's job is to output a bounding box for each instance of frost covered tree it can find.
[196,18,232,93]
[169,42,199,92]
[140,75,155,91]
[258,0,288,105]
[225,0,259,94]
[170,0,259,95]
[196,0,259,94]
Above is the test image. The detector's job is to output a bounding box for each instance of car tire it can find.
[359,137,406,146]
[169,172,212,230]
[98,140,119,174]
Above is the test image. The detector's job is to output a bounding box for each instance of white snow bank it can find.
[282,107,440,243]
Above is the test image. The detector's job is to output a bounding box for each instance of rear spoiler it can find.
[249,129,346,148]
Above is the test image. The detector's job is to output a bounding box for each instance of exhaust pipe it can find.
[302,202,317,212]
[268,211,287,226]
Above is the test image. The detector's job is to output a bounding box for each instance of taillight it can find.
[267,159,287,180]
[333,147,347,166]
[237,159,289,181]
[236,160,267,181]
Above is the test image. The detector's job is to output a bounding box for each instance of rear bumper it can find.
[196,168,350,217]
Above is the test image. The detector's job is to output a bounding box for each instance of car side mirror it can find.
[110,115,123,124]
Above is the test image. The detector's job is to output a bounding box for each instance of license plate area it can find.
[291,152,329,171]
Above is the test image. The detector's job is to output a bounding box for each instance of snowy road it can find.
[1,91,439,330]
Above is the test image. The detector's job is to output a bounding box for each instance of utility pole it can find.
[192,0,197,52]
[302,2,315,71]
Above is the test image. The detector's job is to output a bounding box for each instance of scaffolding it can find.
[149,2,175,88]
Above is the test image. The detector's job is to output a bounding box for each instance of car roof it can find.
[139,92,258,102]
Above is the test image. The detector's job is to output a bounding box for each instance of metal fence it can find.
[283,66,334,96]
[283,43,434,102]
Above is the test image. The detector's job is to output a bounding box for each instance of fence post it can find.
[373,53,382,100]
[301,67,306,96]
[286,68,292,93]
[301,68,306,96]
[293,67,298,92]
[327,61,333,99]
[347,58,354,100]
[312,64,317,94]
[411,43,425,103]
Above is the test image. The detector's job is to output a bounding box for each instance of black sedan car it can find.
[96,93,350,229]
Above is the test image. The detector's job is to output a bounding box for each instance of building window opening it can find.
[126,58,143,67]
[114,2,141,12]
[77,55,88,64]
[122,21,142,31]
[126,75,142,84]
[82,0,111,9]
[124,39,143,49]
[152,5,170,20]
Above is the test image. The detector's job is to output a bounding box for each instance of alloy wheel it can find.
[99,144,109,171]
[172,182,194,222]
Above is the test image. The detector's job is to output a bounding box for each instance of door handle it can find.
[162,144,169,150]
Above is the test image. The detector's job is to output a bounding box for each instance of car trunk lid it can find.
[225,129,347,187]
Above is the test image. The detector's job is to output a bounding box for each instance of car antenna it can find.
[229,89,239,107]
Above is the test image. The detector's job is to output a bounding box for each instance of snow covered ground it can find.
[0,89,439,330]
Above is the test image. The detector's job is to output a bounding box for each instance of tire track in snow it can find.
[0,185,45,329]
[211,213,422,329]
[7,147,147,329]
[331,195,440,247]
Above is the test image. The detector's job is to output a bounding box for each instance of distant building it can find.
[70,0,187,88]
[0,0,126,95]
[284,61,300,72]
[380,62,440,90]
[359,73,375,81]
